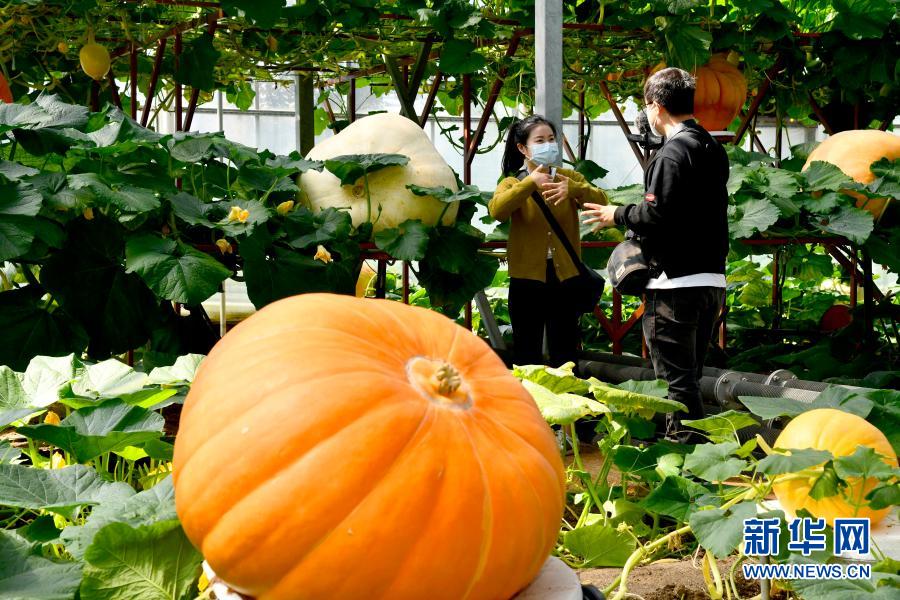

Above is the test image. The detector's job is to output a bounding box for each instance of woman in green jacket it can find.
[489,115,608,367]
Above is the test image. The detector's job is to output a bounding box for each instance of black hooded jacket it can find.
[613,120,730,278]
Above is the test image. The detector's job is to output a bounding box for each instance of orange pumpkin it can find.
[173,293,565,600]
[803,130,900,221]
[0,73,12,104]
[692,54,747,132]
[772,408,897,526]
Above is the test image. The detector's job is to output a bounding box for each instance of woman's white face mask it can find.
[528,141,561,167]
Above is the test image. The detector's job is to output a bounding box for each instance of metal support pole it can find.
[535,0,563,133]
[349,79,356,122]
[402,261,410,304]
[463,74,472,185]
[375,260,387,299]
[862,249,874,346]
[141,38,168,127]
[175,32,183,131]
[130,43,138,120]
[297,74,315,156]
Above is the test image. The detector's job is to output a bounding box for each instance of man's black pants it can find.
[643,287,725,436]
[509,259,580,367]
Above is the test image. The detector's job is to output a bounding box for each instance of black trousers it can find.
[509,260,580,367]
[642,287,725,436]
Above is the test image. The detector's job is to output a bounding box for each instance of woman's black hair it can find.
[501,114,557,177]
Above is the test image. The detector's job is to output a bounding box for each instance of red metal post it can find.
[578,89,586,161]
[419,73,442,127]
[733,57,782,144]
[349,79,356,122]
[107,70,122,109]
[465,33,522,163]
[463,74,472,184]
[850,248,858,308]
[599,80,645,168]
[141,38,168,127]
[175,32,183,131]
[808,93,834,135]
[130,43,138,120]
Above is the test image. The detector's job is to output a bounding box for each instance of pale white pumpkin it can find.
[299,113,460,232]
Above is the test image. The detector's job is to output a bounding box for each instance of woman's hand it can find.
[530,164,553,189]
[542,175,570,205]
[582,203,618,232]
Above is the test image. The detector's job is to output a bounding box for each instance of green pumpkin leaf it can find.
[689,501,757,558]
[79,520,203,600]
[641,475,712,521]
[439,39,485,74]
[70,360,149,400]
[0,530,83,600]
[22,354,81,408]
[374,219,431,261]
[590,380,687,417]
[324,154,410,186]
[562,524,636,568]
[0,287,88,372]
[728,198,781,239]
[61,476,176,560]
[812,206,874,244]
[523,379,609,426]
[174,33,220,92]
[756,448,833,475]
[0,181,42,261]
[683,410,760,443]
[803,161,857,191]
[833,446,896,481]
[513,362,591,395]
[17,400,164,462]
[683,442,748,482]
[0,464,132,518]
[148,355,204,386]
[125,235,231,305]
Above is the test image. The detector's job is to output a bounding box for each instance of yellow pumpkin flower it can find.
[215,239,233,255]
[83,207,94,220]
[276,200,295,215]
[314,245,333,264]
[44,411,61,425]
[51,452,67,469]
[227,206,249,223]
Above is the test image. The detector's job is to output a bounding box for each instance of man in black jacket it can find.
[582,67,729,442]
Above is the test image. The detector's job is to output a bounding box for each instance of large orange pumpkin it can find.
[0,73,12,104]
[692,54,747,132]
[772,408,897,527]
[173,294,565,600]
[803,130,900,221]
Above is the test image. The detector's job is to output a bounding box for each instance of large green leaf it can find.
[832,0,894,39]
[17,400,164,463]
[615,379,668,399]
[284,207,353,249]
[221,0,285,29]
[0,366,28,413]
[663,22,712,70]
[641,475,712,521]
[0,464,132,518]
[373,219,431,261]
[0,94,89,134]
[424,224,483,275]
[0,287,88,372]
[689,501,757,557]
[728,198,781,239]
[148,355,204,386]
[125,235,231,305]
[513,362,591,395]
[0,181,42,261]
[70,360,149,399]
[590,381,687,417]
[21,354,81,408]
[683,442,748,482]
[756,448,833,475]
[683,410,759,443]
[173,33,220,91]
[812,206,874,244]
[792,574,900,599]
[416,252,498,316]
[523,379,609,426]
[439,39,486,74]
[803,161,856,191]
[61,477,176,560]
[833,446,897,481]
[79,520,203,600]
[0,530,83,600]
[562,523,636,568]
[323,154,410,186]
[740,385,876,420]
[40,218,158,358]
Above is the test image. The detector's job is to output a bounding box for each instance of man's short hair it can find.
[644,68,696,116]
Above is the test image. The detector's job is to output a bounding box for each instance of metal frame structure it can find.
[96,2,885,354]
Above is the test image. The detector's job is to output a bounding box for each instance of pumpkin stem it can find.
[434,363,461,395]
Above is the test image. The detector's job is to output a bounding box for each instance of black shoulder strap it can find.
[516,170,588,275]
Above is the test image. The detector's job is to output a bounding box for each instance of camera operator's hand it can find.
[582,203,617,232]
[542,175,570,205]
[530,164,553,189]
